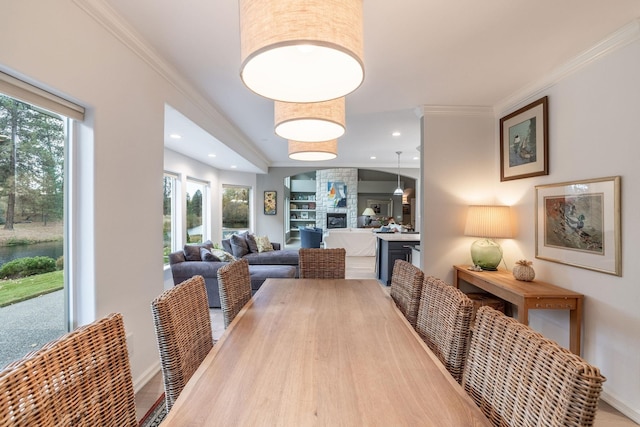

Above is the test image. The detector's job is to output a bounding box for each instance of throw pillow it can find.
[184,244,203,261]
[255,235,274,253]
[211,248,236,262]
[200,247,220,262]
[246,233,259,253]
[221,239,232,253]
[230,234,250,258]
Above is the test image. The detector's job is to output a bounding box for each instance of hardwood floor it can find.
[137,256,637,426]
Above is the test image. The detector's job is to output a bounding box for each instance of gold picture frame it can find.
[535,176,621,276]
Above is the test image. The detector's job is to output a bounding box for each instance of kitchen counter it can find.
[375,233,421,285]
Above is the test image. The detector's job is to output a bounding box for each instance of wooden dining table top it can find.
[161,278,491,426]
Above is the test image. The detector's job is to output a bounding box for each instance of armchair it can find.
[300,227,323,248]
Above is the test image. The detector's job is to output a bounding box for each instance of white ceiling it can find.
[102,0,640,172]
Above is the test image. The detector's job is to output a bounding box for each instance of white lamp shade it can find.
[239,0,364,102]
[361,208,376,216]
[464,205,513,238]
[275,98,346,142]
[288,140,337,161]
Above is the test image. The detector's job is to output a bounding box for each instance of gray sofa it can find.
[169,238,299,308]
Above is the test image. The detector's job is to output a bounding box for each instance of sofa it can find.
[323,228,377,256]
[169,236,299,308]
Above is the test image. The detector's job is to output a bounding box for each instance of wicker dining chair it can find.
[415,276,474,383]
[0,312,137,427]
[298,248,346,279]
[217,258,252,328]
[151,275,214,412]
[389,259,424,328]
[462,306,606,427]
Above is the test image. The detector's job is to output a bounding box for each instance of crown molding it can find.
[495,18,640,114]
[72,0,270,170]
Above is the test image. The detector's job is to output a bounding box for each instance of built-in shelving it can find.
[288,173,317,239]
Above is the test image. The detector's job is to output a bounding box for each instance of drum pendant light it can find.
[239,0,364,103]
[288,140,338,161]
[275,98,346,142]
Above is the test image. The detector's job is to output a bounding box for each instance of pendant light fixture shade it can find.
[288,140,337,161]
[393,151,403,195]
[239,0,364,103]
[275,98,346,142]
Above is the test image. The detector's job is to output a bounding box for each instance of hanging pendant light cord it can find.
[396,151,401,187]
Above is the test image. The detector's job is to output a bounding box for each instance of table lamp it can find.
[362,208,376,226]
[464,205,513,270]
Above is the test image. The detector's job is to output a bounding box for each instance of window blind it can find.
[0,71,85,121]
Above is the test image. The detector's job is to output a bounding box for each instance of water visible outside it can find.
[0,241,63,268]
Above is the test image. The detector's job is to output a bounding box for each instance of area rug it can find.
[139,394,166,427]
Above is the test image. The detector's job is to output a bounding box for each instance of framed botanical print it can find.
[500,96,549,181]
[535,176,621,276]
[263,191,276,215]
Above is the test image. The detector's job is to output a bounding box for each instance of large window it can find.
[222,185,250,239]
[0,89,73,368]
[163,173,177,263]
[186,178,207,243]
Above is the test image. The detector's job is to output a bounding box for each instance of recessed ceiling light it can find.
[370,156,376,160]
[230,165,237,169]
[413,156,419,160]
[169,133,182,139]
[208,154,217,158]
[392,131,401,137]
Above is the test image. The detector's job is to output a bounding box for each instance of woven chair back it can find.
[151,275,214,412]
[462,306,606,427]
[416,276,473,383]
[217,258,252,328]
[299,248,346,279]
[0,313,137,426]
[389,259,424,328]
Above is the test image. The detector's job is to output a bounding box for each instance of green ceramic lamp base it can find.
[470,238,503,271]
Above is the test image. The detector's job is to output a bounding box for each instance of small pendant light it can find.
[393,151,403,195]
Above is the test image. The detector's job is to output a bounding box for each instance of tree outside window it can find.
[186,179,206,243]
[0,93,67,368]
[222,186,250,239]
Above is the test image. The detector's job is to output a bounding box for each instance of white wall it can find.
[0,0,262,390]
[421,33,640,421]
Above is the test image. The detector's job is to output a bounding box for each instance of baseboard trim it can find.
[601,390,640,424]
[133,361,161,395]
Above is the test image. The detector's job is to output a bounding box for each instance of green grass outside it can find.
[0,270,63,307]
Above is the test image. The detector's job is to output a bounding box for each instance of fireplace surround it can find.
[327,213,347,229]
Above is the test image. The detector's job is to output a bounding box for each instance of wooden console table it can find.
[453,265,584,355]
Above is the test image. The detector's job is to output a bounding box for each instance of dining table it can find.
[160,278,491,426]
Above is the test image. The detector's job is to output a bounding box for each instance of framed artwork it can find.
[300,211,309,219]
[328,181,347,207]
[535,176,621,276]
[500,96,549,181]
[263,191,276,215]
[367,199,393,217]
